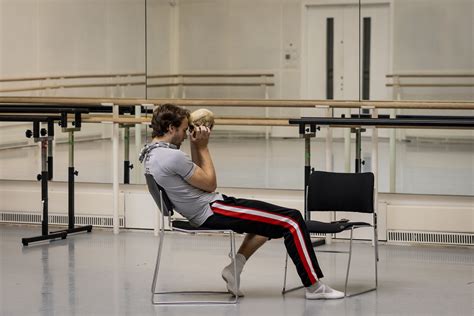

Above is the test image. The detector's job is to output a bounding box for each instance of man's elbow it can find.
[205,182,217,193]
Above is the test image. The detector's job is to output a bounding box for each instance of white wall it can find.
[0,0,146,98]
[1,180,472,244]
[391,0,473,101]
[0,0,147,145]
[391,0,473,139]
[393,0,473,75]
[146,0,173,98]
[176,0,301,101]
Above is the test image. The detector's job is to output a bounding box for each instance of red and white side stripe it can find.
[211,201,317,284]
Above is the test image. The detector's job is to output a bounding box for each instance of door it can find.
[303,3,390,240]
[303,3,390,101]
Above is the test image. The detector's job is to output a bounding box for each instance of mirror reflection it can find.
[0,0,472,196]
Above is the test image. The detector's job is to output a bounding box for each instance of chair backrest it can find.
[307,171,374,213]
[145,173,174,216]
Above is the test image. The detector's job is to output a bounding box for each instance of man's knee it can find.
[288,209,304,222]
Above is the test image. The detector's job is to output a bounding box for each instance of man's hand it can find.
[190,125,211,149]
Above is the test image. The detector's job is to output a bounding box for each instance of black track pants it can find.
[203,195,324,287]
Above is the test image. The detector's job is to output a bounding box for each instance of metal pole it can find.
[355,128,362,173]
[371,108,378,247]
[304,134,311,221]
[40,138,48,236]
[68,131,75,229]
[389,109,396,192]
[135,105,143,183]
[112,104,120,234]
[344,109,351,172]
[317,106,333,172]
[124,126,130,184]
[264,80,270,140]
[47,120,54,180]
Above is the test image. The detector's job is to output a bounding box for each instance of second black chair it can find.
[282,170,378,297]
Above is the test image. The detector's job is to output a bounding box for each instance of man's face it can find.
[169,118,189,149]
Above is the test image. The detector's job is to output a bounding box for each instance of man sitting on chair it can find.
[140,103,344,300]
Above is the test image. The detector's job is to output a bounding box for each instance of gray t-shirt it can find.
[142,142,222,226]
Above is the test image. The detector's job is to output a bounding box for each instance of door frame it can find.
[300,0,393,99]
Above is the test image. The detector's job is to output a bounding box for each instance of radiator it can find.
[0,211,125,228]
[387,230,473,246]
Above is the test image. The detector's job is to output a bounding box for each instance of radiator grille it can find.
[0,211,124,228]
[310,233,326,238]
[387,230,473,246]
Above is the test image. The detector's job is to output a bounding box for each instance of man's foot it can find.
[305,281,345,300]
[221,253,246,297]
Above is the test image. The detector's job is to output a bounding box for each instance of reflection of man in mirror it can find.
[140,103,344,300]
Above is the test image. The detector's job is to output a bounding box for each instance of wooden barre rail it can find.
[0,73,274,82]
[386,73,474,88]
[386,83,474,87]
[0,82,146,93]
[0,82,274,93]
[386,73,474,78]
[0,73,146,83]
[81,115,289,126]
[148,73,274,79]
[0,72,275,94]
[148,82,274,88]
[79,115,473,129]
[0,97,473,109]
[1,112,471,129]
[0,72,273,82]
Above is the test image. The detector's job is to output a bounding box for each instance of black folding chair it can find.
[282,171,378,297]
[145,173,239,305]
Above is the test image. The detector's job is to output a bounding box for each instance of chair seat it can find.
[171,220,220,231]
[305,220,371,234]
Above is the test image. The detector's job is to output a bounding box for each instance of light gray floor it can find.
[1,224,473,316]
[0,136,472,196]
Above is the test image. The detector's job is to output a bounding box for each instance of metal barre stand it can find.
[291,114,474,247]
[17,111,92,246]
[298,123,325,247]
[21,119,68,245]
[122,124,134,184]
[48,113,92,240]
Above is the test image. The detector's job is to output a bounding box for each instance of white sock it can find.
[234,253,246,273]
[306,280,323,292]
[222,253,246,296]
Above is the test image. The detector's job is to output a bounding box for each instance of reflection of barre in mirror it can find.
[0,72,275,99]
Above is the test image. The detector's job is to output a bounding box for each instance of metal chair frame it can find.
[282,172,379,298]
[146,174,239,305]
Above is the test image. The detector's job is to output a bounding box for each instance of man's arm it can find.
[187,126,217,192]
[190,140,202,167]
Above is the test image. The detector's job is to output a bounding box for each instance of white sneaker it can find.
[221,263,244,297]
[305,282,345,300]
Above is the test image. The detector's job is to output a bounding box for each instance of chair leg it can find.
[229,231,239,301]
[151,230,165,300]
[344,226,378,297]
[374,227,378,288]
[281,252,304,295]
[151,231,239,305]
[344,227,355,296]
[282,253,289,293]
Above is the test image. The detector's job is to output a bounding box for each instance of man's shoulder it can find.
[154,147,190,165]
[163,147,187,158]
